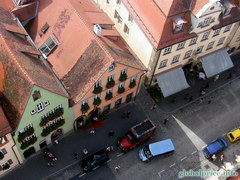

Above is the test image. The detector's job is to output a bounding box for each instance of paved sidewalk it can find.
[149,53,240,113]
[1,103,146,180]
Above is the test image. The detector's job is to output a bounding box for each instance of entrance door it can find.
[23,147,36,159]
[126,93,133,103]
[115,98,122,108]
[103,104,111,114]
[39,141,47,149]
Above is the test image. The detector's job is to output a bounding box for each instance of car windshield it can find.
[203,148,211,158]
[217,139,225,147]
[229,133,234,140]
[126,131,137,144]
[143,146,153,159]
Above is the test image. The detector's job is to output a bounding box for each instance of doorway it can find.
[39,141,47,149]
[126,93,133,103]
[115,98,122,108]
[23,147,36,159]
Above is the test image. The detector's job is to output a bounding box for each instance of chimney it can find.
[93,24,102,36]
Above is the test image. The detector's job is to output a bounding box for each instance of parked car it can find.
[139,139,175,162]
[117,119,156,152]
[227,127,240,143]
[202,137,228,160]
[81,150,109,172]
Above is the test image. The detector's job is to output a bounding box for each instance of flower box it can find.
[118,87,125,94]
[129,80,136,88]
[20,136,37,150]
[92,86,103,94]
[39,107,64,127]
[81,103,90,113]
[18,126,34,142]
[106,79,115,88]
[93,97,101,106]
[119,73,127,82]
[105,92,113,100]
[41,119,65,137]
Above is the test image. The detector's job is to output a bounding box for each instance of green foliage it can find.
[39,107,64,127]
[2,163,10,170]
[81,103,90,113]
[129,79,136,88]
[41,119,65,137]
[117,87,125,94]
[105,92,113,100]
[18,126,34,142]
[119,73,127,81]
[93,97,102,106]
[147,86,161,103]
[0,151,4,160]
[106,79,115,88]
[20,136,37,150]
[92,86,103,94]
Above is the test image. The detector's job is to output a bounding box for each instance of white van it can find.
[139,139,175,162]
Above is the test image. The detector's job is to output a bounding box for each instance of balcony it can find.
[41,118,65,137]
[106,79,115,88]
[118,87,125,94]
[119,73,127,82]
[18,126,34,142]
[105,92,113,100]
[40,107,64,127]
[93,97,102,106]
[92,86,103,94]
[129,79,136,88]
[81,103,90,113]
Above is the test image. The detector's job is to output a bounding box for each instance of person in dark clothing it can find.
[108,130,115,136]
[126,111,131,118]
[163,118,168,125]
[189,96,194,102]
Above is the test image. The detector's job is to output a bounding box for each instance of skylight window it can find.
[39,37,57,56]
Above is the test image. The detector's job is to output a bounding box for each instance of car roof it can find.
[149,139,175,156]
[206,140,223,154]
[230,128,240,137]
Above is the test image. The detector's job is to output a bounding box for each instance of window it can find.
[175,24,183,33]
[94,94,101,99]
[119,82,125,88]
[163,46,172,55]
[39,37,57,56]
[217,37,225,45]
[210,18,215,23]
[121,68,128,75]
[106,88,113,94]
[95,80,101,88]
[31,109,36,115]
[206,41,215,50]
[236,36,240,42]
[195,46,203,54]
[159,59,167,68]
[197,22,202,28]
[223,8,231,16]
[108,75,114,81]
[172,55,180,64]
[114,10,122,24]
[128,14,133,23]
[130,75,137,82]
[109,64,115,72]
[224,24,232,32]
[184,50,192,59]
[32,90,41,101]
[36,102,44,113]
[189,37,197,45]
[41,23,49,34]
[116,0,121,5]
[177,41,185,50]
[202,17,211,27]
[202,31,210,41]
[0,136,7,144]
[124,24,129,35]
[44,101,50,107]
[213,29,221,36]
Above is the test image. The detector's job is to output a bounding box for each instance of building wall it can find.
[13,86,73,161]
[0,133,20,176]
[72,62,144,119]
[93,0,154,68]
[228,24,240,54]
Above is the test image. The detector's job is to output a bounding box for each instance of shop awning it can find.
[201,49,234,78]
[156,67,189,97]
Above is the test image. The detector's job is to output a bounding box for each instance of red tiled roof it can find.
[27,0,144,103]
[2,23,28,36]
[101,29,120,37]
[122,0,193,49]
[11,1,38,22]
[0,105,12,137]
[0,7,67,129]
[0,0,15,11]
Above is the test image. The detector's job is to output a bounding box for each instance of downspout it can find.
[149,49,161,86]
[135,70,147,100]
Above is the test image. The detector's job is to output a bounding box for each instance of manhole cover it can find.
[205,164,210,169]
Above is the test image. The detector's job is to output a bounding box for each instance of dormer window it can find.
[39,37,57,56]
[220,0,234,17]
[173,16,187,33]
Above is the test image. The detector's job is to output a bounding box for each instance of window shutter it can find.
[8,159,13,165]
[2,148,7,154]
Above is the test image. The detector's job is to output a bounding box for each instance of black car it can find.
[81,150,109,172]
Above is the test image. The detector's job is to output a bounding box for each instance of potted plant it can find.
[92,86,103,94]
[0,151,4,160]
[129,79,136,88]
[93,97,101,106]
[20,136,37,149]
[119,73,127,81]
[106,79,115,88]
[105,92,113,100]
[118,87,125,94]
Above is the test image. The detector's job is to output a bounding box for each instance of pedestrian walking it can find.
[163,118,168,125]
[47,162,54,166]
[90,128,95,134]
[189,96,194,102]
[126,111,131,118]
[74,152,79,159]
[54,139,59,145]
[208,100,211,104]
[214,74,219,82]
[220,154,224,161]
[151,103,157,111]
[115,165,121,172]
[171,97,176,103]
[108,130,115,136]
[227,72,232,79]
[212,154,217,161]
[205,82,209,88]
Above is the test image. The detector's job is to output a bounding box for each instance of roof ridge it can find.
[0,29,34,84]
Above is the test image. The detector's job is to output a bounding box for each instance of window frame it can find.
[213,29,221,37]
[202,17,211,27]
[195,46,204,54]
[128,14,133,23]
[124,24,129,35]
[201,31,210,41]
[224,24,232,32]
[171,55,180,64]
[217,37,226,46]
[184,50,192,59]
[189,37,197,46]
[39,37,57,56]
[206,41,215,50]
[163,46,172,55]
[177,41,185,50]
[159,59,168,68]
